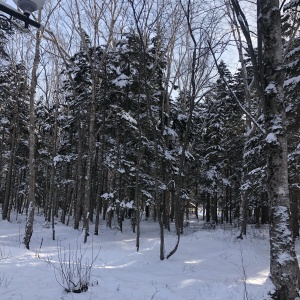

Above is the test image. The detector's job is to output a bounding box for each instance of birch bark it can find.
[23,10,43,250]
[261,0,300,297]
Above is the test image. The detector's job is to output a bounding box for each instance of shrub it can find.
[47,242,99,293]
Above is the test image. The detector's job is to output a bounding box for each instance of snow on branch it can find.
[265,132,278,144]
[283,0,300,11]
[284,75,300,88]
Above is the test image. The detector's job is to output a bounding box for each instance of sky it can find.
[5,0,16,8]
[1,0,16,9]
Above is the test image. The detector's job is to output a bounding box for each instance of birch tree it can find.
[23,0,62,249]
[229,0,300,297]
[23,9,44,250]
[261,0,300,297]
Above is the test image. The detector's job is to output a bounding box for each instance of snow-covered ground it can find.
[0,214,283,300]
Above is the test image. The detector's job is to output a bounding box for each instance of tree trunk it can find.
[50,60,60,240]
[74,124,84,230]
[206,193,210,223]
[94,135,104,236]
[290,189,299,239]
[261,0,300,297]
[2,122,16,221]
[135,132,142,252]
[83,98,95,243]
[23,10,43,250]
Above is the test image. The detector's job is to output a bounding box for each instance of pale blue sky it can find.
[6,0,15,7]
[0,0,17,10]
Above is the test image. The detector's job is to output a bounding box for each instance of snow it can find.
[240,180,251,191]
[265,133,277,144]
[164,150,176,161]
[101,192,114,199]
[286,46,300,58]
[284,75,300,88]
[285,59,299,69]
[177,147,195,160]
[53,154,76,165]
[177,114,187,122]
[141,190,153,200]
[125,200,134,208]
[0,117,9,125]
[283,0,300,11]
[112,74,130,88]
[277,252,293,265]
[119,111,137,125]
[265,83,277,94]
[163,126,178,139]
[0,213,290,300]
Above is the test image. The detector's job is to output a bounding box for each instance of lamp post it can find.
[0,0,45,30]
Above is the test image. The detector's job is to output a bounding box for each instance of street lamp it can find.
[14,0,45,17]
[0,0,45,30]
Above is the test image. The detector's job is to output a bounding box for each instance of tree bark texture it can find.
[261,0,300,298]
[23,10,43,250]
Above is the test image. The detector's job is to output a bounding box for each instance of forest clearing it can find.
[0,213,276,300]
[1,0,300,298]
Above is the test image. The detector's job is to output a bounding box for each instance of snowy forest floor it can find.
[0,213,291,300]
